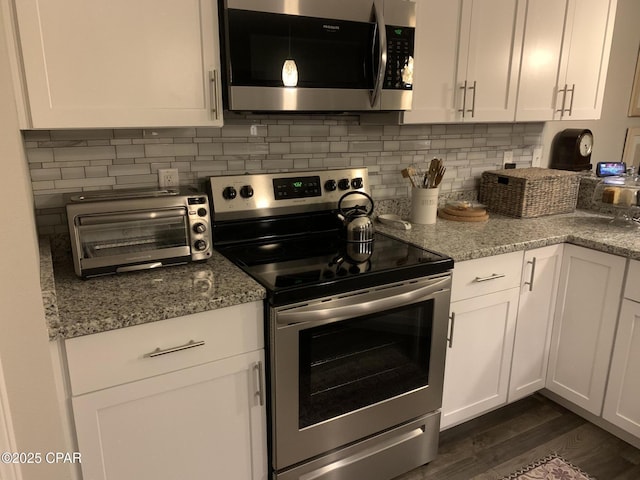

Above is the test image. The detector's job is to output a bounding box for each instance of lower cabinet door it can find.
[509,245,563,402]
[72,350,267,480]
[603,299,640,437]
[546,245,625,415]
[441,288,519,429]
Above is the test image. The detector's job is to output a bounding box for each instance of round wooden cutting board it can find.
[438,206,489,222]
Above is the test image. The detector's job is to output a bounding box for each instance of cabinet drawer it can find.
[65,301,263,396]
[625,259,640,302]
[451,251,524,302]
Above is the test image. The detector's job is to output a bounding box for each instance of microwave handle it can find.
[370,0,387,108]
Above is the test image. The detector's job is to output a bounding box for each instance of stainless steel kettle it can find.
[337,191,375,250]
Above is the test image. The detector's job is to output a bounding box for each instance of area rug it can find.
[501,453,595,480]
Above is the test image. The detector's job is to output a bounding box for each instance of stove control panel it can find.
[208,168,370,221]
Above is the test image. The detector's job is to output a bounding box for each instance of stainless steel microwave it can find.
[219,0,416,112]
[66,189,212,278]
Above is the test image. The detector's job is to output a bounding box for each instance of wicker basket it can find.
[479,167,580,218]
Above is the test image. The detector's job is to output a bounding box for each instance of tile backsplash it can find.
[24,114,544,234]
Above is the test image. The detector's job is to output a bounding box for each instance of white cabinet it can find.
[517,0,616,121]
[13,0,223,128]
[442,251,523,429]
[405,0,524,123]
[602,260,640,438]
[509,244,563,402]
[66,302,266,480]
[546,245,625,416]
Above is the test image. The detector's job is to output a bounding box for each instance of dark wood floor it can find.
[395,394,640,480]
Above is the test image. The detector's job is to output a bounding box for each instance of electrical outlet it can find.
[158,168,179,188]
[532,147,543,168]
[503,151,513,167]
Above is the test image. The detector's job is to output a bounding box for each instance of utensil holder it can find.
[411,187,439,224]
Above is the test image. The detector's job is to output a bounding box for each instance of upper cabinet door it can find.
[459,0,525,122]
[515,0,568,122]
[403,0,464,124]
[404,0,524,124]
[555,0,617,120]
[14,0,223,128]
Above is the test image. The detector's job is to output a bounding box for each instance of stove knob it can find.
[338,178,351,190]
[351,177,364,189]
[194,239,208,251]
[193,223,207,234]
[240,185,254,198]
[324,179,337,191]
[222,186,237,200]
[197,208,208,217]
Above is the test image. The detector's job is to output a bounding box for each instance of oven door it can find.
[71,208,192,276]
[270,273,451,471]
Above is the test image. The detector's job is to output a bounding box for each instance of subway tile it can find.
[268,124,290,137]
[290,125,330,137]
[196,142,223,156]
[113,129,143,139]
[196,127,222,138]
[269,143,291,155]
[145,143,198,157]
[50,129,114,141]
[291,142,330,154]
[32,181,56,191]
[444,138,474,149]
[116,144,145,159]
[23,130,51,142]
[61,167,85,180]
[30,168,61,182]
[85,166,109,178]
[54,177,116,190]
[222,125,267,137]
[143,128,196,138]
[108,164,151,176]
[115,174,157,185]
[53,146,116,162]
[26,148,54,163]
[330,142,349,153]
[399,139,431,151]
[349,141,383,152]
[222,142,268,156]
[262,159,295,170]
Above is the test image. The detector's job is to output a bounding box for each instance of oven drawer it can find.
[65,301,263,396]
[451,251,524,302]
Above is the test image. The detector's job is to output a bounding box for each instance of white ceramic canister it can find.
[411,187,439,224]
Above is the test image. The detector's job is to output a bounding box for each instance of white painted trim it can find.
[0,355,20,480]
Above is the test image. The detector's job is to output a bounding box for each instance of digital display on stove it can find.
[273,176,322,200]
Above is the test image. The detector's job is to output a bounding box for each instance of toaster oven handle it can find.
[370,0,387,108]
[77,208,186,225]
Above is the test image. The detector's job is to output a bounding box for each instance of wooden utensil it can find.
[401,168,417,187]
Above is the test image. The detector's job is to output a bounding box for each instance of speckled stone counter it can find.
[41,207,640,341]
[41,238,266,340]
[375,209,640,262]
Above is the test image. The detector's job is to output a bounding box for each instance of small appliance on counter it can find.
[66,188,212,278]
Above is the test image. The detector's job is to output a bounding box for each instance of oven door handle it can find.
[370,0,387,108]
[277,276,450,326]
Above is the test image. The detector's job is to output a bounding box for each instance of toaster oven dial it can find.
[193,223,207,234]
[194,239,208,251]
[197,208,207,217]
[222,186,237,200]
[240,185,254,198]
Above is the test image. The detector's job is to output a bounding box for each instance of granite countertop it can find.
[41,239,266,341]
[41,208,640,341]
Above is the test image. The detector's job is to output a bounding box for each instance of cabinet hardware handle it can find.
[254,361,265,406]
[467,80,476,118]
[144,339,205,358]
[566,83,575,116]
[473,273,506,283]
[447,312,455,348]
[209,70,219,120]
[556,84,568,115]
[458,80,468,118]
[524,257,537,292]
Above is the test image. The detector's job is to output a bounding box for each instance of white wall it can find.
[541,0,640,168]
[0,3,70,480]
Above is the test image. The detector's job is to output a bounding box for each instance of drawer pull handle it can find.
[144,340,205,358]
[473,273,506,283]
[447,312,455,349]
[524,257,537,292]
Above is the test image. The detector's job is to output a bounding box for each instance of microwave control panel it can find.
[384,25,415,90]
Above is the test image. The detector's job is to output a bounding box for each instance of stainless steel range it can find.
[208,168,453,480]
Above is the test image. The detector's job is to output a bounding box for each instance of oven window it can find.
[226,9,375,89]
[77,216,189,259]
[298,301,432,429]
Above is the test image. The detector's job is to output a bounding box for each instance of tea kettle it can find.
[337,191,375,248]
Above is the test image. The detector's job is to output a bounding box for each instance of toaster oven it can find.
[66,189,212,278]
